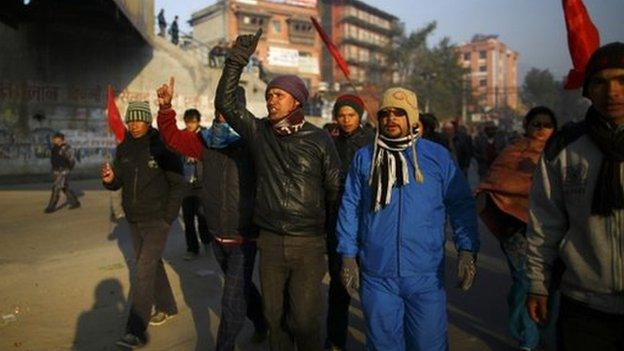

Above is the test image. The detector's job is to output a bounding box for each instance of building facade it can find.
[459,34,519,112]
[190,0,322,90]
[319,0,398,90]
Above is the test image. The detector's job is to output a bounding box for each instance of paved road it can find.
[0,177,518,351]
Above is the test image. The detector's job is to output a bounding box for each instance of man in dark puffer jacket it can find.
[214,30,342,351]
[102,101,184,349]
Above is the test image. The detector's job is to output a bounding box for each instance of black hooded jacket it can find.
[104,128,184,224]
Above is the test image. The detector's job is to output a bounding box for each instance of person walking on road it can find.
[102,101,185,349]
[526,42,624,351]
[214,29,342,351]
[44,132,80,213]
[337,87,480,351]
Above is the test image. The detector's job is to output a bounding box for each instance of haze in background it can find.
[155,0,624,80]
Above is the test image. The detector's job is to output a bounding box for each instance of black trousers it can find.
[46,170,79,209]
[212,241,267,351]
[326,242,351,349]
[557,295,624,351]
[257,231,326,351]
[181,195,211,253]
[126,220,177,341]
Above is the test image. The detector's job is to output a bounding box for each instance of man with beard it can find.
[337,87,479,350]
[214,29,341,351]
[526,42,624,350]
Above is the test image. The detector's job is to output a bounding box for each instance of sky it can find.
[155,0,624,81]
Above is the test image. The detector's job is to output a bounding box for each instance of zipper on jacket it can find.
[397,187,402,276]
[133,167,138,204]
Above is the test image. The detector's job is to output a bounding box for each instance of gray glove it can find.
[340,257,360,296]
[457,250,477,291]
[228,28,262,66]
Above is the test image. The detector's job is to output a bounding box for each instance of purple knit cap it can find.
[266,75,309,104]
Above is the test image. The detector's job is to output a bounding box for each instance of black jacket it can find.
[51,143,75,171]
[104,129,184,224]
[215,62,342,237]
[332,127,374,180]
[199,140,256,239]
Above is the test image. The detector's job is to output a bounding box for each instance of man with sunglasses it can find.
[526,42,624,350]
[337,87,479,350]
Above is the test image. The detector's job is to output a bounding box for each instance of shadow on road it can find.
[71,278,126,351]
[164,219,221,351]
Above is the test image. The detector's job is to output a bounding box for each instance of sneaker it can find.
[250,329,268,343]
[183,252,198,261]
[149,311,175,326]
[68,202,81,210]
[115,333,144,349]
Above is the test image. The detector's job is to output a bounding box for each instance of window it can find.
[479,65,486,72]
[272,20,281,33]
[479,50,486,59]
[479,79,487,87]
[243,16,251,24]
[463,52,471,61]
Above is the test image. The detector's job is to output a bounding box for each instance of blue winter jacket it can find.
[337,139,479,278]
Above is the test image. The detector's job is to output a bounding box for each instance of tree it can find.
[521,68,560,111]
[388,23,471,121]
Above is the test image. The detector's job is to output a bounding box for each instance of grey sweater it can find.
[526,131,624,314]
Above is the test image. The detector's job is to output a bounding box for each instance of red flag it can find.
[562,0,600,89]
[107,85,126,143]
[311,16,350,78]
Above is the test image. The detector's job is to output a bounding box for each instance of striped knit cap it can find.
[125,101,152,124]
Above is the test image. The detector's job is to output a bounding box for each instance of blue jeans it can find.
[501,232,558,350]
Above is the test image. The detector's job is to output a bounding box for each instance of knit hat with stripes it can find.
[125,101,152,124]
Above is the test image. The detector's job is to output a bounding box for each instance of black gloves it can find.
[227,28,262,66]
[457,250,477,291]
[340,257,360,296]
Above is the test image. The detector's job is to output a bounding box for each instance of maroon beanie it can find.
[266,75,309,105]
[332,94,365,120]
[583,42,624,96]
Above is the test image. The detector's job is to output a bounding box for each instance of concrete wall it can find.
[0,0,267,181]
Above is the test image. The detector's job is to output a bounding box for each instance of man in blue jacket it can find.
[337,87,479,351]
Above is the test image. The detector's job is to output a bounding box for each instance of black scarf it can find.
[369,134,415,212]
[586,106,624,216]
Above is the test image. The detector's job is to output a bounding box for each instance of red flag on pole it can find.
[562,0,600,89]
[107,85,126,143]
[311,16,350,78]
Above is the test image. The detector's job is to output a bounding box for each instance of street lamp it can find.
[420,72,437,113]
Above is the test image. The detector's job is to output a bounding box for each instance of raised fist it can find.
[228,28,262,66]
[157,76,175,107]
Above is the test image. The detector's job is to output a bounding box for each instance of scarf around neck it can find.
[586,106,624,216]
[369,133,420,212]
[270,108,305,136]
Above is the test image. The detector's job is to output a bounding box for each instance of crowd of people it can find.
[40,26,623,350]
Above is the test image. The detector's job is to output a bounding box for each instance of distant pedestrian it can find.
[476,106,559,351]
[157,9,166,37]
[473,121,507,179]
[102,101,185,349]
[442,121,473,177]
[44,132,80,213]
[420,112,449,149]
[169,16,179,45]
[179,109,211,261]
